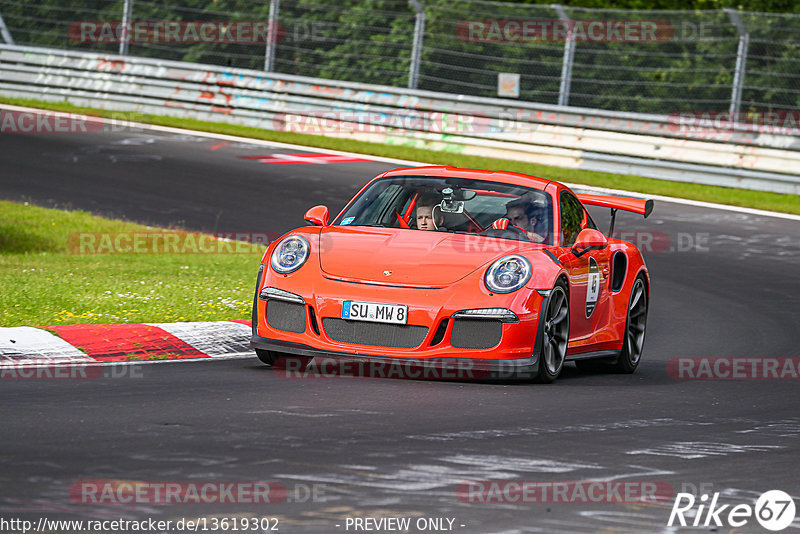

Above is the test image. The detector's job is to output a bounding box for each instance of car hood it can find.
[319,226,538,286]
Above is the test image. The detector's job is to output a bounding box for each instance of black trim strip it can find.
[644,199,654,218]
[307,305,321,336]
[251,265,264,338]
[542,249,561,266]
[566,350,620,361]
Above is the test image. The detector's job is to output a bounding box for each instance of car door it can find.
[555,191,611,343]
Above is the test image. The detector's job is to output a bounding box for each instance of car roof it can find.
[380,166,553,191]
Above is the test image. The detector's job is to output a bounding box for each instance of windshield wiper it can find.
[449,230,481,236]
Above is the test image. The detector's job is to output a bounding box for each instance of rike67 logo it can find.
[668,490,796,531]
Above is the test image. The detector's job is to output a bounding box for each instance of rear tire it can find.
[535,280,569,383]
[614,275,648,374]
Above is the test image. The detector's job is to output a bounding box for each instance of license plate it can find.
[342,300,407,325]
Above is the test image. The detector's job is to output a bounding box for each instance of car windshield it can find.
[333,176,554,245]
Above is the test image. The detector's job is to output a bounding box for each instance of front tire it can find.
[255,348,278,365]
[614,275,647,373]
[255,349,312,372]
[535,280,569,383]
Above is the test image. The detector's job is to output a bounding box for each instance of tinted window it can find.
[559,191,584,246]
[334,176,554,244]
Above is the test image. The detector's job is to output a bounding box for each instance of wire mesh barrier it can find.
[1,0,798,117]
[2,44,799,195]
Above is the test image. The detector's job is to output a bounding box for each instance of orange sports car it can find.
[250,166,652,382]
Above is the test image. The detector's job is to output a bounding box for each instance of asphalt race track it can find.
[2,124,800,533]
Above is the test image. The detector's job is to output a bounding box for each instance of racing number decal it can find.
[586,257,600,317]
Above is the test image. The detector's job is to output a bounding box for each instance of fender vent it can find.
[611,251,627,292]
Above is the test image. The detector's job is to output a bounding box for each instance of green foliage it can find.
[521,0,800,11]
[2,0,798,112]
[0,200,262,326]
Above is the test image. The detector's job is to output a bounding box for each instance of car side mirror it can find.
[572,228,608,257]
[304,205,329,227]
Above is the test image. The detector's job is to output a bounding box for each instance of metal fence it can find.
[2,44,799,194]
[1,0,798,116]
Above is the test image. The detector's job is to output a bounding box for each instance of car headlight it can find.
[270,235,310,274]
[485,255,532,293]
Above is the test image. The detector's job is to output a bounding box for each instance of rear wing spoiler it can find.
[576,193,654,236]
[576,193,654,218]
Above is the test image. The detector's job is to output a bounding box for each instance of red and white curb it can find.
[0,321,254,368]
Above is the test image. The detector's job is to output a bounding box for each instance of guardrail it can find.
[1,44,798,195]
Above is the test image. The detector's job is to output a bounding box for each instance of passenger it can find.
[505,198,546,243]
[415,194,444,231]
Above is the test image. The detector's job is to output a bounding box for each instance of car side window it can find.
[581,207,598,231]
[559,192,584,246]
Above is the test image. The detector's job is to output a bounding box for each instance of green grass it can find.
[2,95,799,215]
[0,200,263,327]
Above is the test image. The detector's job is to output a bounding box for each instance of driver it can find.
[505,198,546,243]
[415,193,445,231]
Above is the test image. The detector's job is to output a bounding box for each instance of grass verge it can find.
[0,200,263,327]
[1,96,798,215]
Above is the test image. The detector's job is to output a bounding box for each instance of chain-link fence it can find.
[1,0,798,115]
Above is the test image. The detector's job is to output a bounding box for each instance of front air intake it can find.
[322,318,428,348]
[266,300,306,333]
[429,319,449,347]
[450,319,502,349]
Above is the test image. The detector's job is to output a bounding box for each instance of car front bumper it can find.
[251,266,546,380]
[250,335,540,380]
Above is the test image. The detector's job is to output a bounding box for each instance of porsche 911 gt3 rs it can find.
[250,166,652,382]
